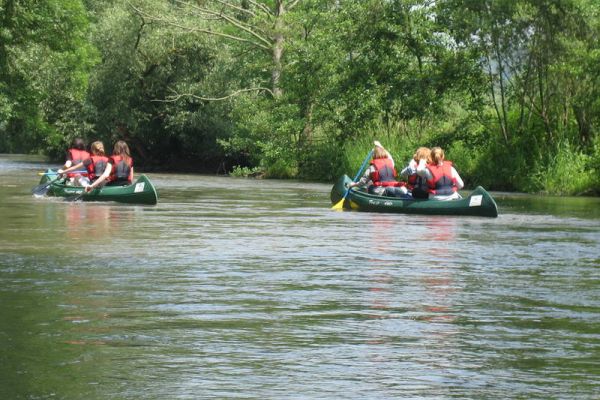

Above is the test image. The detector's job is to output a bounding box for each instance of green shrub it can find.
[230,165,263,177]
[528,140,595,195]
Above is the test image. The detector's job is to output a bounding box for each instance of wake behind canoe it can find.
[331,175,498,217]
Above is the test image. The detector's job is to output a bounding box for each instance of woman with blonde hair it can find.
[416,146,464,200]
[84,140,134,192]
[59,141,109,187]
[400,146,431,199]
[348,141,408,197]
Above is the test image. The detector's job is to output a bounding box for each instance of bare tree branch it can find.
[288,0,302,10]
[246,0,274,16]
[129,3,271,50]
[213,0,257,18]
[171,0,273,49]
[153,86,275,102]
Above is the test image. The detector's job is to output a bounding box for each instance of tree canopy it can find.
[1,0,598,194]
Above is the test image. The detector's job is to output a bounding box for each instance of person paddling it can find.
[83,140,134,192]
[59,141,110,187]
[63,137,90,185]
[348,141,408,197]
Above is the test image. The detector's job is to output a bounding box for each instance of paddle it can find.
[65,185,96,202]
[65,183,105,202]
[65,192,86,202]
[38,170,87,176]
[31,175,63,196]
[331,149,374,210]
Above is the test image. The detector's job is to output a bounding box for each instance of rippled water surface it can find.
[1,154,599,399]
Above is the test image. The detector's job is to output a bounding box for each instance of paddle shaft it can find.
[340,149,374,200]
[40,170,87,176]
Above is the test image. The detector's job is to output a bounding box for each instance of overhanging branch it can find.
[153,86,275,102]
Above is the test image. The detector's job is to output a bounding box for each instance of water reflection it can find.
[1,155,600,399]
[421,218,457,324]
[64,203,134,241]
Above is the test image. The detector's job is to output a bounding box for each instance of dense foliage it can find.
[1,0,598,194]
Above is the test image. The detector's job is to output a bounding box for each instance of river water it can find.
[1,154,599,399]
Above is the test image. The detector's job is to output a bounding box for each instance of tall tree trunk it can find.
[486,52,508,144]
[272,1,285,98]
[302,101,314,143]
[573,106,590,144]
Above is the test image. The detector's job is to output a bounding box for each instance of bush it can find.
[230,165,263,177]
[528,140,595,195]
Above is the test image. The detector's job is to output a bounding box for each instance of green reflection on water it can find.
[1,155,599,399]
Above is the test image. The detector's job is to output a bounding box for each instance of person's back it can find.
[83,141,109,183]
[108,140,134,185]
[401,147,430,199]
[347,141,409,197]
[64,138,90,182]
[365,143,408,197]
[418,147,464,200]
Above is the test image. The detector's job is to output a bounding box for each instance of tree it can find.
[129,0,310,100]
[0,0,96,154]
[86,1,230,170]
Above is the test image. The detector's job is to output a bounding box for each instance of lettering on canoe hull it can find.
[368,199,393,207]
[134,182,145,193]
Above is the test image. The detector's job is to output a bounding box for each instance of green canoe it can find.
[331,175,498,217]
[37,170,158,205]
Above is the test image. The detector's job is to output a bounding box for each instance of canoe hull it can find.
[40,171,158,205]
[331,175,498,217]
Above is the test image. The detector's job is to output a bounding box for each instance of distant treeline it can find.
[1,0,598,194]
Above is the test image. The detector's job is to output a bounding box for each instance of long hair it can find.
[113,140,131,162]
[90,141,105,156]
[430,147,445,165]
[373,146,388,159]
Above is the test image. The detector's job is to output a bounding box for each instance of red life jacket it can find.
[370,158,402,187]
[66,148,90,178]
[407,173,427,190]
[426,161,458,195]
[407,173,429,198]
[109,155,133,184]
[85,155,109,181]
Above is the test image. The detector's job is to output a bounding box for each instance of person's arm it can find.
[58,161,84,175]
[348,165,374,188]
[416,159,432,180]
[451,167,464,189]
[400,159,417,177]
[85,163,112,192]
